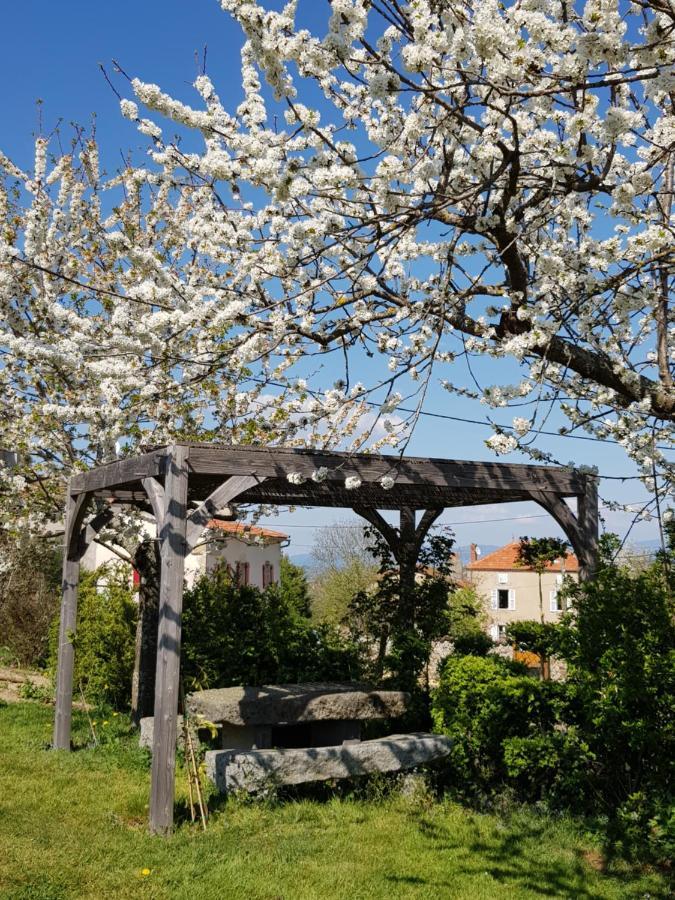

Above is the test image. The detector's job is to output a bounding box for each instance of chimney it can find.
[470,543,478,564]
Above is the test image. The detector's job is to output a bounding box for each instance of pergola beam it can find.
[186,445,584,494]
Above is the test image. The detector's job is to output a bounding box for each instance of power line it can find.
[247,376,674,458]
[257,499,650,531]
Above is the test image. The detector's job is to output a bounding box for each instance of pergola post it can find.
[149,445,189,835]
[53,490,90,750]
[578,476,600,581]
[397,506,421,627]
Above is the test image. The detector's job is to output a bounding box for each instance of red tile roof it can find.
[466,541,579,572]
[206,521,288,541]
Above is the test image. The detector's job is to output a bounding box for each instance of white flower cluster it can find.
[1,0,674,537]
[486,433,519,455]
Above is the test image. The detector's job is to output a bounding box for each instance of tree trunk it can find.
[130,539,160,726]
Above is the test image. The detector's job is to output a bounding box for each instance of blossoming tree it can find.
[2,0,674,525]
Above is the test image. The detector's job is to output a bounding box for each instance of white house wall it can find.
[81,521,283,591]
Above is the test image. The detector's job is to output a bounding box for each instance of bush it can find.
[49,565,137,709]
[181,565,362,690]
[432,533,675,867]
[450,630,494,658]
[279,556,311,618]
[0,532,62,667]
[432,654,556,794]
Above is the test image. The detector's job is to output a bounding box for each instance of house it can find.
[185,521,289,589]
[82,515,289,591]
[465,541,579,642]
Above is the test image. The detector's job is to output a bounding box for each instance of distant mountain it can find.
[285,552,317,573]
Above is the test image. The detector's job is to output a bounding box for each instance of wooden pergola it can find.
[53,443,599,834]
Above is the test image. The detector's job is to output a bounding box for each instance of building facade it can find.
[82,516,288,591]
[465,542,579,641]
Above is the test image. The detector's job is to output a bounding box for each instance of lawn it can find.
[0,702,669,900]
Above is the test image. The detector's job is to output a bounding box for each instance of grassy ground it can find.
[0,701,670,900]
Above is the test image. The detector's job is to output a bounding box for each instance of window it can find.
[498,624,507,640]
[555,573,564,585]
[497,572,508,584]
[262,561,274,589]
[550,589,563,613]
[235,561,250,586]
[491,589,515,610]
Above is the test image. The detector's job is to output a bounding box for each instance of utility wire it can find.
[247,376,673,457]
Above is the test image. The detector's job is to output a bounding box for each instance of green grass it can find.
[0,702,669,900]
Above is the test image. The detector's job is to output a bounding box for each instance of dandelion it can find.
[140,868,151,877]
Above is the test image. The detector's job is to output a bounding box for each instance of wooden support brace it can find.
[185,474,265,553]
[414,509,444,552]
[142,476,166,523]
[352,506,400,556]
[528,487,598,580]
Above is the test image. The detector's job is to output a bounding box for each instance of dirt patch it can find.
[582,849,605,872]
[0,666,50,687]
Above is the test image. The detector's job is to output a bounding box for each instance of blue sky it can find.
[3,0,668,553]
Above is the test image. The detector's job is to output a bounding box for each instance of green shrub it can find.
[49,565,137,709]
[502,729,595,808]
[610,792,675,868]
[432,532,675,867]
[279,556,311,619]
[450,630,494,657]
[432,654,556,793]
[181,565,362,689]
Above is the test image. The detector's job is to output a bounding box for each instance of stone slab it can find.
[205,732,452,794]
[186,682,409,727]
[139,715,185,750]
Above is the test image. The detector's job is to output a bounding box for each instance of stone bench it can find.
[185,682,409,751]
[205,732,452,794]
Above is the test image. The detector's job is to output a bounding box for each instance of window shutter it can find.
[550,590,560,612]
[243,562,250,586]
[489,624,499,641]
[491,589,498,610]
[508,589,516,610]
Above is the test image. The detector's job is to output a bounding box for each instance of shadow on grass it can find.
[397,811,626,899]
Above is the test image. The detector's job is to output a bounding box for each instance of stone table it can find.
[186,682,409,750]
